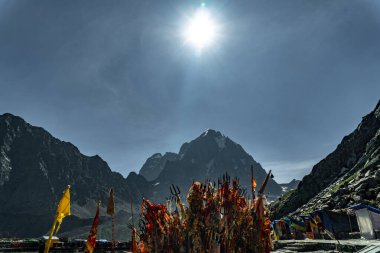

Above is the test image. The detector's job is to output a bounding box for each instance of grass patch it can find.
[330,172,358,193]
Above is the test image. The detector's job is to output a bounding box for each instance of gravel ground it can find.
[273,251,340,253]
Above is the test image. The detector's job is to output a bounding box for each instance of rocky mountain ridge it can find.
[140,129,283,202]
[0,113,282,238]
[0,113,148,238]
[139,152,179,181]
[271,100,380,219]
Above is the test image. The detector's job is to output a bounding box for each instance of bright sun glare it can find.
[184,8,217,50]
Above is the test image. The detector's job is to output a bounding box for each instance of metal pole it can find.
[44,215,58,253]
[112,214,115,253]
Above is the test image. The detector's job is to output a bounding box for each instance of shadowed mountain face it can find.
[271,100,380,219]
[0,113,149,238]
[139,152,179,181]
[0,113,282,238]
[140,129,283,202]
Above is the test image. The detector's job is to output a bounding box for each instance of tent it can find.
[311,210,359,239]
[350,204,380,239]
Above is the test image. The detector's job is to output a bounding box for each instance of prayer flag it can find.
[44,185,71,253]
[85,201,101,253]
[107,188,115,216]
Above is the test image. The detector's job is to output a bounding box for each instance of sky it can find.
[0,0,380,183]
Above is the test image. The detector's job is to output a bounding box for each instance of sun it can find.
[183,8,218,50]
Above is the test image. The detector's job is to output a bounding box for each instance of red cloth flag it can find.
[107,188,115,216]
[85,201,100,253]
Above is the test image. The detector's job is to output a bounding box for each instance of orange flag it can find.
[85,201,101,253]
[251,177,257,190]
[107,188,115,216]
[251,165,257,199]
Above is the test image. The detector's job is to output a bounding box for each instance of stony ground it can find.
[273,250,339,253]
[273,239,380,253]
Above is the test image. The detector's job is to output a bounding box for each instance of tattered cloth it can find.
[138,176,272,253]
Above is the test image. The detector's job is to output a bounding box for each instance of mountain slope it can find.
[0,113,284,238]
[141,129,283,202]
[271,101,380,219]
[0,113,147,238]
[139,152,179,181]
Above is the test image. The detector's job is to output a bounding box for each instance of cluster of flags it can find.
[44,186,121,253]
[44,169,274,253]
[137,170,273,253]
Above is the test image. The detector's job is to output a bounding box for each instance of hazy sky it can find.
[1,0,379,183]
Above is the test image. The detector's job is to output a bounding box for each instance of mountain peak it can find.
[1,113,15,117]
[198,129,228,149]
[0,113,27,125]
[140,129,283,202]
[201,129,223,137]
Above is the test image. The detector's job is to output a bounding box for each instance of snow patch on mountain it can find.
[214,135,226,149]
[0,149,11,186]
[39,160,48,178]
[206,159,214,175]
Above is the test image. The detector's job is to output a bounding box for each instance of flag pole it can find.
[131,201,137,253]
[112,213,115,253]
[44,214,58,253]
[131,201,134,231]
[258,170,272,195]
[107,188,115,253]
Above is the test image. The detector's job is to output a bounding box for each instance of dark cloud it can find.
[1,0,379,183]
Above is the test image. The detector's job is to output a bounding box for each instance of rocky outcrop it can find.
[290,127,380,215]
[271,101,380,219]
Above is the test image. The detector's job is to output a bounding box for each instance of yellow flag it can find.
[54,185,71,233]
[45,185,71,253]
[107,188,115,216]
